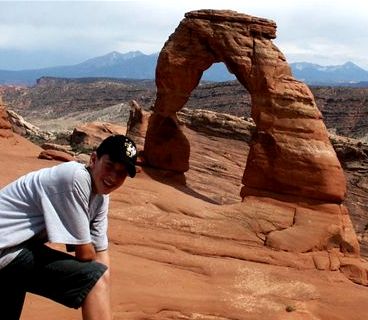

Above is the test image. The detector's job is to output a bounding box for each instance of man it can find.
[0,134,137,320]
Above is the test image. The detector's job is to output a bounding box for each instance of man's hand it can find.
[75,243,96,261]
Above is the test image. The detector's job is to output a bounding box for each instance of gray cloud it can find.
[0,0,367,69]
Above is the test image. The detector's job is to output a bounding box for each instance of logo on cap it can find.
[124,140,137,158]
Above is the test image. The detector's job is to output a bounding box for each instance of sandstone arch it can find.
[144,9,346,202]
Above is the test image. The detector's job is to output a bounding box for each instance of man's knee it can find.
[87,265,110,297]
[95,267,110,289]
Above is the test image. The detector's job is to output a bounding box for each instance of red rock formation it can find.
[7,109,54,141]
[38,149,75,162]
[144,9,346,202]
[0,99,14,139]
[2,93,368,318]
[126,100,151,151]
[41,142,74,156]
[70,121,126,151]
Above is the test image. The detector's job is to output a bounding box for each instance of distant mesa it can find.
[1,49,368,86]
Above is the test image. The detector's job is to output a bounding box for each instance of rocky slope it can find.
[1,106,368,319]
[14,99,368,261]
[2,76,368,256]
[1,77,156,130]
[312,86,368,139]
[2,78,368,142]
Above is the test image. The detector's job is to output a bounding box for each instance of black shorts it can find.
[0,242,107,319]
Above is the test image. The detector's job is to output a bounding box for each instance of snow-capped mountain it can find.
[290,61,368,85]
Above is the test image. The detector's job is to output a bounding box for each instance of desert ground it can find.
[1,127,368,320]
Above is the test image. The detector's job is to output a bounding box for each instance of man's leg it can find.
[25,244,109,314]
[0,277,26,320]
[0,286,26,320]
[82,267,111,320]
[0,248,34,320]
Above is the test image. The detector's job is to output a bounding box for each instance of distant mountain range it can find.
[290,61,368,86]
[1,51,368,86]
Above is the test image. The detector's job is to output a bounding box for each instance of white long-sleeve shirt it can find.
[0,161,109,269]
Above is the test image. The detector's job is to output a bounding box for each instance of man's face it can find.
[89,153,128,194]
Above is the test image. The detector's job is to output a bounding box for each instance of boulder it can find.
[38,149,75,162]
[70,121,126,152]
[41,142,75,156]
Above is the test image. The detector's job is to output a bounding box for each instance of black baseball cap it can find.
[96,135,137,177]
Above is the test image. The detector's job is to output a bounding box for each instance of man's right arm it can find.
[75,243,97,261]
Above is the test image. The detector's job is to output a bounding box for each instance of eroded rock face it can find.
[145,113,190,172]
[144,9,346,202]
[0,100,13,139]
[6,109,55,141]
[126,100,151,151]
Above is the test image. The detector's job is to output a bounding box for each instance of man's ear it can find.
[89,151,97,167]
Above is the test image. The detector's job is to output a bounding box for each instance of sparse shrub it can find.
[52,131,72,145]
[27,134,47,146]
[286,305,296,312]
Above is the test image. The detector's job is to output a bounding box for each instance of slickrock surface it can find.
[0,100,367,319]
[0,128,365,320]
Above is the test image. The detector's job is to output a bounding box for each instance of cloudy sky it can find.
[1,0,368,70]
